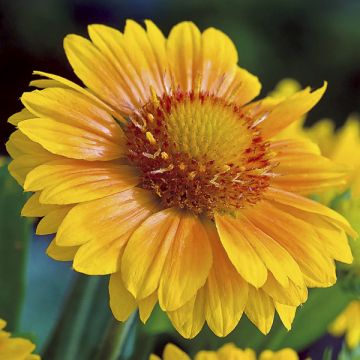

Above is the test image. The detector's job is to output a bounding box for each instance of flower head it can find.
[0,319,40,360]
[329,301,360,349]
[150,343,299,360]
[7,20,356,338]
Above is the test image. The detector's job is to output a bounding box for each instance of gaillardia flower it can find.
[0,319,40,359]
[7,20,356,338]
[150,343,299,360]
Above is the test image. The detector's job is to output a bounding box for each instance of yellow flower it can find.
[305,116,360,196]
[0,319,40,360]
[7,20,356,338]
[150,343,299,360]
[329,301,360,349]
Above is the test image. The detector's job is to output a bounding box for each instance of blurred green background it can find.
[0,0,360,359]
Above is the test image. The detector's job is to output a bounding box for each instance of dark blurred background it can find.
[1,0,359,155]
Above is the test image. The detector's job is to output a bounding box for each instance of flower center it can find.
[125,90,275,216]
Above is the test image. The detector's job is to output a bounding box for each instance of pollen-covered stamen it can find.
[125,89,277,216]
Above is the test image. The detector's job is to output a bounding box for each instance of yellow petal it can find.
[247,202,337,287]
[167,21,202,92]
[167,288,206,339]
[46,239,78,261]
[265,187,357,238]
[275,302,297,331]
[235,214,304,287]
[109,272,136,321]
[277,203,353,264]
[8,108,34,126]
[220,67,261,106]
[21,87,125,144]
[64,33,137,113]
[260,348,299,360]
[262,273,307,307]
[18,117,124,161]
[57,188,158,274]
[163,343,191,360]
[200,27,237,93]
[32,71,119,117]
[271,139,348,194]
[203,221,248,337]
[122,208,181,299]
[21,192,59,217]
[260,82,327,139]
[245,286,275,335]
[36,206,73,235]
[138,292,158,323]
[215,213,267,288]
[159,213,212,311]
[24,159,139,205]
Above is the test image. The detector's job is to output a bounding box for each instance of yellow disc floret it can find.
[126,89,276,215]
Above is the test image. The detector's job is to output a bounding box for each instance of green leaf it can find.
[265,283,355,351]
[0,159,31,331]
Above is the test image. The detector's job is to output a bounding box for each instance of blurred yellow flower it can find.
[7,20,356,338]
[329,301,360,349]
[0,319,40,360]
[150,343,299,360]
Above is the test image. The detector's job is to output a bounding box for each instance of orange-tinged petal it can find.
[159,212,212,311]
[235,214,304,287]
[274,202,353,264]
[247,202,337,287]
[167,288,206,339]
[24,159,139,205]
[203,221,248,337]
[260,82,327,139]
[245,286,275,335]
[215,213,267,288]
[271,139,348,194]
[122,208,181,299]
[56,188,158,274]
[265,187,357,238]
[18,117,124,161]
[46,240,78,261]
[109,272,137,321]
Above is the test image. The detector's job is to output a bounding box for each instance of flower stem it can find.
[42,274,102,359]
[97,312,138,360]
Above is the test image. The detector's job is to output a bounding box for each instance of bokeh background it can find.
[0,0,360,359]
[1,0,360,156]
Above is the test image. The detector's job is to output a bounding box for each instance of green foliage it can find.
[0,159,31,331]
